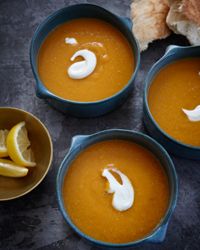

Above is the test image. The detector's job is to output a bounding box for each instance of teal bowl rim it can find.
[144,45,200,151]
[56,129,178,248]
[30,3,140,105]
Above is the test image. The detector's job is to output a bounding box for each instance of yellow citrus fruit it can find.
[6,121,36,167]
[0,129,9,157]
[0,159,28,177]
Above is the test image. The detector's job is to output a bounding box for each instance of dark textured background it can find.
[0,0,200,249]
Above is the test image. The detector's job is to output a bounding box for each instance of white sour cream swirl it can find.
[68,49,97,79]
[102,168,134,212]
[182,105,200,122]
[65,37,78,45]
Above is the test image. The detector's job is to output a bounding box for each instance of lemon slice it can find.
[6,121,36,167]
[0,159,28,177]
[0,129,9,157]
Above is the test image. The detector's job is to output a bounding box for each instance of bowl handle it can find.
[121,17,132,30]
[68,135,89,154]
[146,222,169,243]
[163,44,200,58]
[152,45,187,67]
[164,45,184,57]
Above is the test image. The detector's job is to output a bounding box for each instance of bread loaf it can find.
[166,0,200,45]
[131,0,171,51]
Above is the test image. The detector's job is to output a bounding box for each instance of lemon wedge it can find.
[0,159,28,177]
[0,129,9,157]
[6,121,36,167]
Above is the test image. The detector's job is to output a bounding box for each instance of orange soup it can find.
[148,58,200,147]
[63,140,170,243]
[38,18,134,102]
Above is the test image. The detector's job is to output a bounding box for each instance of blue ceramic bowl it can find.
[56,129,178,249]
[30,4,140,117]
[144,45,200,159]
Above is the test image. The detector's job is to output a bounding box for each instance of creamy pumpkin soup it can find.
[38,18,134,102]
[63,140,169,243]
[148,58,200,147]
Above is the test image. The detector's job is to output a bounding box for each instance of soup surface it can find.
[148,58,200,146]
[63,140,169,243]
[38,18,134,102]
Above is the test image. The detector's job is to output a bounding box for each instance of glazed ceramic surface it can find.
[2,1,200,249]
[57,129,178,248]
[30,4,140,117]
[0,107,53,201]
[144,45,200,159]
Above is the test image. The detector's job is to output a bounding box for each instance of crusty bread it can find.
[182,0,200,26]
[166,0,200,45]
[131,0,171,51]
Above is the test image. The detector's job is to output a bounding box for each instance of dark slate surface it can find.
[0,0,199,249]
